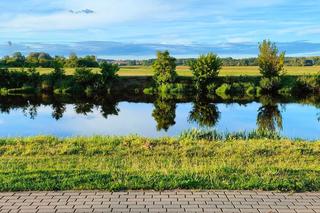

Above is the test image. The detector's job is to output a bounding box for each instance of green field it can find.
[10,66,320,76]
[0,135,320,192]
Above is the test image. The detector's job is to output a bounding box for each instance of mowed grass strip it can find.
[9,66,320,76]
[0,136,320,191]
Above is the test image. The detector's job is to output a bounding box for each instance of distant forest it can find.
[0,51,319,68]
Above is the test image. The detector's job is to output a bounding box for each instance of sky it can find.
[0,0,320,59]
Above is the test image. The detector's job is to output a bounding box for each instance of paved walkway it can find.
[0,191,319,213]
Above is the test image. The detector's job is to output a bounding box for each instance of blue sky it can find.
[1,0,320,58]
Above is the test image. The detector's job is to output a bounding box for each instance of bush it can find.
[230,82,245,95]
[190,53,222,92]
[215,83,231,97]
[74,68,97,86]
[158,83,187,94]
[26,67,40,87]
[143,87,156,95]
[0,69,29,88]
[207,83,217,95]
[0,88,8,95]
[260,77,281,93]
[0,68,11,88]
[295,75,320,94]
[41,80,52,92]
[279,87,292,95]
[53,79,72,94]
[246,86,256,97]
[7,86,36,94]
[49,64,65,85]
[54,88,71,95]
[256,87,263,96]
[99,62,119,84]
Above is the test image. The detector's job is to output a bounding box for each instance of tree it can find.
[49,62,65,85]
[152,51,177,85]
[74,67,96,86]
[11,52,25,67]
[27,67,40,87]
[258,40,285,78]
[78,55,99,67]
[65,53,78,68]
[99,62,119,84]
[190,53,222,92]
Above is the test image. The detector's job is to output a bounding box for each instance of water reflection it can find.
[0,94,319,139]
[257,96,283,132]
[99,97,120,119]
[152,96,176,131]
[52,101,66,120]
[189,97,220,127]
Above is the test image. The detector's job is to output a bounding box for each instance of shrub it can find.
[0,68,11,88]
[260,77,281,93]
[7,86,36,94]
[99,62,119,84]
[279,87,292,95]
[54,87,71,95]
[215,83,231,97]
[74,67,97,86]
[230,82,245,95]
[258,40,285,78]
[246,86,256,96]
[157,83,187,94]
[41,80,52,92]
[295,75,320,94]
[190,53,222,92]
[12,70,29,88]
[256,87,263,96]
[26,67,40,87]
[49,63,65,85]
[143,87,156,95]
[207,83,217,95]
[152,51,177,85]
[0,88,8,95]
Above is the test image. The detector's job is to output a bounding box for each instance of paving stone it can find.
[0,191,318,213]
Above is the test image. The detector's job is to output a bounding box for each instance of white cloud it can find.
[0,0,173,31]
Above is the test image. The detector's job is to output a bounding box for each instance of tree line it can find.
[151,40,320,96]
[1,51,319,68]
[0,40,319,97]
[0,52,99,68]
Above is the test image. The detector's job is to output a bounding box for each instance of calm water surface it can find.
[0,96,319,140]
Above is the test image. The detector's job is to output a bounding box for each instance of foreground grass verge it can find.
[0,135,320,192]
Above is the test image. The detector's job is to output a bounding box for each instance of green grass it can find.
[0,135,320,192]
[9,66,320,76]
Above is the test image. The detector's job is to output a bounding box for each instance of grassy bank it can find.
[0,135,320,192]
[9,66,320,76]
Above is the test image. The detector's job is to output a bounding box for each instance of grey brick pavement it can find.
[0,190,319,213]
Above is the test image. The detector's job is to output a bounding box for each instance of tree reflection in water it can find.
[99,97,120,119]
[257,96,283,132]
[74,102,94,115]
[22,104,38,120]
[51,101,66,120]
[189,98,220,128]
[0,93,319,135]
[152,96,176,131]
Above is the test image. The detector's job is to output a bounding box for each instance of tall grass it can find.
[179,129,282,141]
